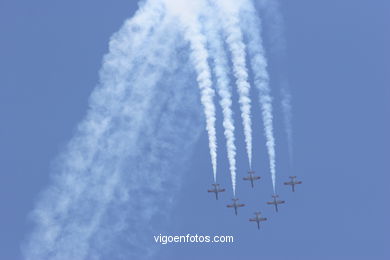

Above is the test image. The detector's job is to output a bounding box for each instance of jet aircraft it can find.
[284,176,302,192]
[226,198,245,215]
[207,184,225,200]
[243,170,261,188]
[249,212,267,230]
[266,194,285,212]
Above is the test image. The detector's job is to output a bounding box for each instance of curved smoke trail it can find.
[203,9,238,196]
[240,0,277,193]
[215,0,253,170]
[23,4,203,259]
[163,0,218,182]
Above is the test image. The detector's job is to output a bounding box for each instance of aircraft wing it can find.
[266,201,275,205]
[237,204,245,207]
[243,177,251,180]
[207,190,215,193]
[259,217,267,221]
[284,181,293,185]
[249,218,257,222]
[276,200,285,204]
[217,188,226,192]
[253,176,260,180]
[226,204,234,208]
[296,181,302,184]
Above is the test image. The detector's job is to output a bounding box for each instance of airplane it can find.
[266,194,285,212]
[284,176,302,192]
[207,184,225,200]
[243,170,261,188]
[226,198,245,215]
[249,212,267,230]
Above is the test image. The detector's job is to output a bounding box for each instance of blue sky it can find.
[0,0,389,259]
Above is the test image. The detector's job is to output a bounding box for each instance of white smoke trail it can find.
[257,0,294,166]
[23,3,203,259]
[214,0,253,169]
[163,0,218,182]
[256,0,286,55]
[281,86,293,164]
[203,10,238,195]
[240,0,277,193]
[23,1,286,259]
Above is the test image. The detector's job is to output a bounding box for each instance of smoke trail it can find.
[203,10,238,195]
[240,0,277,193]
[281,86,293,164]
[23,1,287,259]
[257,0,294,166]
[256,0,286,55]
[214,0,253,169]
[23,4,203,259]
[163,0,218,182]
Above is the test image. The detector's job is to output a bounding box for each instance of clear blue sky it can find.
[0,0,389,259]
